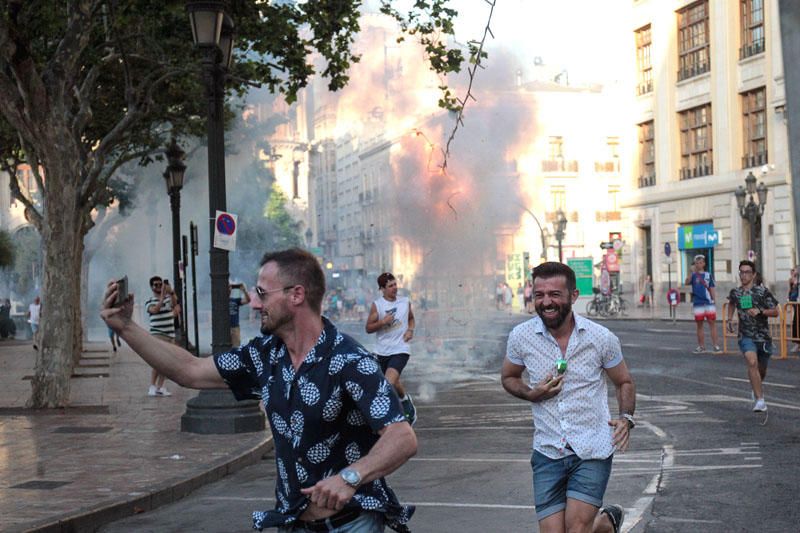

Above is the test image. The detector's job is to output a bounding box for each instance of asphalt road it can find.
[101,315,800,533]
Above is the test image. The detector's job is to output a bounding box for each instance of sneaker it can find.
[713,345,723,353]
[600,504,625,533]
[157,387,172,397]
[402,394,417,426]
[148,385,158,397]
[753,398,767,412]
[692,346,705,354]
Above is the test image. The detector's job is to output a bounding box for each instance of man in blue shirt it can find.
[685,254,722,353]
[101,248,417,532]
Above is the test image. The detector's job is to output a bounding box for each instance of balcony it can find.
[542,159,579,173]
[638,174,656,188]
[636,80,653,96]
[739,38,765,60]
[677,62,710,82]
[679,165,713,180]
[545,211,578,223]
[741,152,767,169]
[594,160,620,173]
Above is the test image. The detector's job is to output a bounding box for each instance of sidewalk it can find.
[0,339,271,533]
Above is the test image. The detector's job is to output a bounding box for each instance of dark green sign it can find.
[567,257,594,296]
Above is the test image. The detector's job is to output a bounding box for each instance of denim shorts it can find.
[738,337,772,365]
[531,450,613,520]
[279,511,384,532]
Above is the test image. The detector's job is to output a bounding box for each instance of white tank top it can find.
[373,296,410,356]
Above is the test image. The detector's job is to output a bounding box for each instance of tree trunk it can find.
[27,178,85,408]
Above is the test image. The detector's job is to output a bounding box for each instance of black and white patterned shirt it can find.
[214,317,413,531]
[728,285,778,342]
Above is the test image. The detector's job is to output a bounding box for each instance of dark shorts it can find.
[377,353,410,374]
[531,450,613,521]
[738,337,772,365]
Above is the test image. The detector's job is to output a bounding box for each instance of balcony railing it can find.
[739,38,765,60]
[594,160,620,173]
[741,152,768,169]
[542,159,579,173]
[677,62,710,81]
[545,211,579,223]
[636,80,653,96]
[595,211,622,222]
[679,165,713,180]
[638,174,656,188]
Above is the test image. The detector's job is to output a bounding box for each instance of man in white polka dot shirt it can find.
[501,262,636,533]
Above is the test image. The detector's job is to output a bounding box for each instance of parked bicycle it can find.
[585,288,628,317]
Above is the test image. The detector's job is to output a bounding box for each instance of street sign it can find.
[600,241,614,249]
[664,242,671,257]
[605,251,620,272]
[612,239,623,251]
[747,249,756,261]
[667,288,680,307]
[213,210,238,251]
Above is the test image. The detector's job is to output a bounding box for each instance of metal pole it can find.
[182,234,190,350]
[557,237,563,263]
[190,222,200,357]
[778,0,800,268]
[169,188,184,345]
[749,204,759,272]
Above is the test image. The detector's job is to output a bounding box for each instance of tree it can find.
[0,1,466,407]
[0,229,14,269]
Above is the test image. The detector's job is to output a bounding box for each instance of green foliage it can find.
[0,229,15,269]
[266,183,302,249]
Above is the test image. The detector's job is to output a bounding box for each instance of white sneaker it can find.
[157,387,172,397]
[753,398,767,412]
[148,385,158,397]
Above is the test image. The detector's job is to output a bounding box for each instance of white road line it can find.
[722,376,797,389]
[416,403,526,408]
[201,496,536,510]
[413,426,532,431]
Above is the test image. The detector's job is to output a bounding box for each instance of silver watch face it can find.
[341,468,361,486]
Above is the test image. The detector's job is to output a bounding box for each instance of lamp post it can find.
[734,171,768,271]
[182,0,264,434]
[516,203,548,262]
[554,208,568,263]
[163,139,187,347]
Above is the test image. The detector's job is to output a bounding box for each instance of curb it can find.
[23,436,274,533]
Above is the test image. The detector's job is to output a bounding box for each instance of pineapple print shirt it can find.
[214,317,413,532]
[506,313,624,460]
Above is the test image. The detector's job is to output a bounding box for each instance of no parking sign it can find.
[214,210,238,251]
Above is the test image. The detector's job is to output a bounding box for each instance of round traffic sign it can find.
[612,239,623,251]
[664,242,671,257]
[216,213,236,235]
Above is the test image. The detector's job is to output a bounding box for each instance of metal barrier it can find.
[721,301,798,359]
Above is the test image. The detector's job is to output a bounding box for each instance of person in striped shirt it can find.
[145,276,181,396]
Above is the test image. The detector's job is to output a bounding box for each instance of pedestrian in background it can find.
[228,280,251,347]
[107,325,121,352]
[501,262,635,533]
[1,298,16,340]
[789,267,800,353]
[524,279,534,314]
[726,260,779,412]
[144,276,179,396]
[685,254,722,353]
[101,248,417,532]
[28,296,41,348]
[366,272,418,425]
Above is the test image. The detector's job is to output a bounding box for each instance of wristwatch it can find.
[340,467,362,488]
[622,413,635,429]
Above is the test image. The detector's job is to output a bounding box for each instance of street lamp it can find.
[163,138,187,347]
[554,208,568,263]
[182,0,264,434]
[515,203,548,262]
[734,171,768,271]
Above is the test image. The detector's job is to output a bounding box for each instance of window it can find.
[677,1,710,81]
[595,137,620,173]
[638,121,655,187]
[679,104,713,180]
[542,137,578,172]
[550,185,566,212]
[740,0,765,59]
[742,87,767,168]
[635,25,653,95]
[608,185,621,211]
[548,136,563,159]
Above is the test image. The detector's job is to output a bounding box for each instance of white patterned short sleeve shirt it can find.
[506,313,623,460]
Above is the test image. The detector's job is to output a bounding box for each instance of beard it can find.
[536,300,572,330]
[260,303,291,335]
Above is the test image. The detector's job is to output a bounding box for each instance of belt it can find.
[294,509,362,532]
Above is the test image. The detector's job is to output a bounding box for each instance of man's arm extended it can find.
[300,421,417,511]
[101,280,225,389]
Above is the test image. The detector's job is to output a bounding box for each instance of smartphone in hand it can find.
[115,276,128,307]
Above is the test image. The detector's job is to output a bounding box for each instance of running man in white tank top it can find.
[366,272,417,424]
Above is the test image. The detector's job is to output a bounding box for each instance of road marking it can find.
[722,376,796,389]
[416,403,527,408]
[646,328,682,333]
[201,496,536,510]
[413,426,532,431]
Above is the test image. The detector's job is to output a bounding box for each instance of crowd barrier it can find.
[720,301,800,360]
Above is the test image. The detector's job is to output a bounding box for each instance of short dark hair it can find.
[149,276,162,286]
[377,272,395,289]
[739,260,756,273]
[260,248,326,313]
[531,262,576,293]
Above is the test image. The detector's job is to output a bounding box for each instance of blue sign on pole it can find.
[664,242,671,257]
